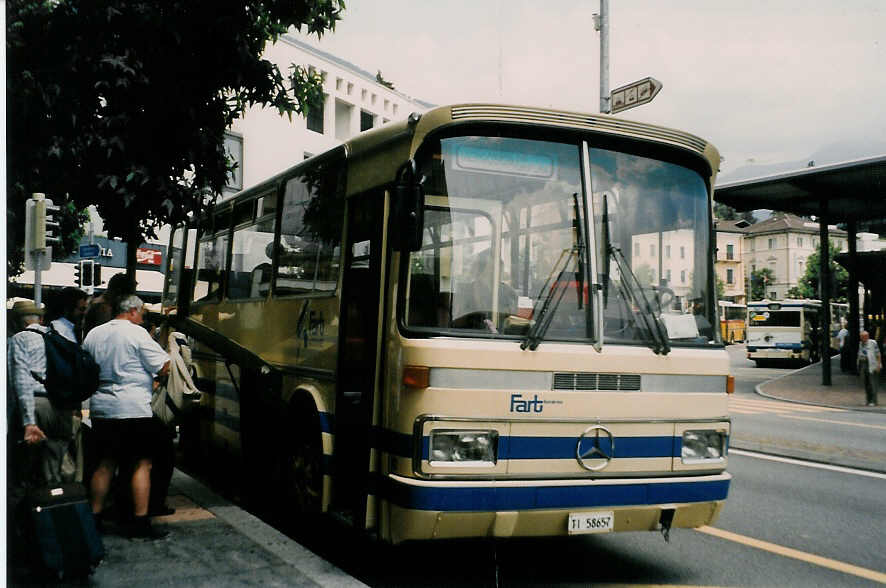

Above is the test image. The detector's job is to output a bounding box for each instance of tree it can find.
[749,268,775,301]
[7,0,344,277]
[716,276,726,300]
[713,202,755,224]
[796,240,849,302]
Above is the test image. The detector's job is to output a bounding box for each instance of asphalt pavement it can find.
[10,352,879,587]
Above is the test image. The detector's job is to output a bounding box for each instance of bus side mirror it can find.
[394,182,424,252]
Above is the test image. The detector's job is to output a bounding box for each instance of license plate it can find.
[568,511,614,534]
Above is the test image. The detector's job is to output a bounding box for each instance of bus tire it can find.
[283,397,324,526]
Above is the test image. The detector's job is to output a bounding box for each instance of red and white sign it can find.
[136,248,163,266]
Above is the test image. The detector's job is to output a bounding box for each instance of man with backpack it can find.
[8,298,83,484]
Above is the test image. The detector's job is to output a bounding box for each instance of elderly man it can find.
[857,330,881,407]
[82,295,170,539]
[8,299,80,481]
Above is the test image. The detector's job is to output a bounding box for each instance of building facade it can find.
[224,35,433,196]
[743,213,848,300]
[714,219,749,304]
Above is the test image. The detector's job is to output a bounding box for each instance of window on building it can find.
[362,89,368,101]
[347,82,354,95]
[680,246,685,259]
[393,104,399,116]
[335,99,353,140]
[633,242,640,257]
[666,245,671,258]
[770,291,777,299]
[306,96,325,134]
[335,77,343,91]
[726,243,734,260]
[798,236,804,247]
[223,132,243,194]
[360,110,374,132]
[726,268,734,284]
[666,269,672,281]
[768,237,775,249]
[649,244,655,257]
[681,270,686,284]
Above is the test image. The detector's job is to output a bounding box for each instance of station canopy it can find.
[714,154,886,232]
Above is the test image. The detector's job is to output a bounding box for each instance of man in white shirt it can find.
[857,330,881,407]
[82,295,170,539]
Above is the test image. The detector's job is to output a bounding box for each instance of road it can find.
[188,344,886,586]
[726,344,886,473]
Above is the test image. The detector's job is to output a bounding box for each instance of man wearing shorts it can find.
[83,294,170,539]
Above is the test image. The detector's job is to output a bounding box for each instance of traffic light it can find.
[74,260,81,286]
[25,194,61,252]
[93,263,102,287]
[77,259,95,288]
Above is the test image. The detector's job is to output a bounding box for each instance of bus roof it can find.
[222,103,722,205]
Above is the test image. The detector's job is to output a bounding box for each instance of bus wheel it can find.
[285,405,323,524]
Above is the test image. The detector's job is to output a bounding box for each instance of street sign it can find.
[609,77,662,114]
[79,244,101,258]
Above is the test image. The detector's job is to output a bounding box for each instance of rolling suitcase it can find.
[26,483,104,580]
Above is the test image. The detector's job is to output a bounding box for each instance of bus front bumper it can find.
[383,472,731,544]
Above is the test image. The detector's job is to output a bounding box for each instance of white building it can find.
[224,35,433,195]
[743,213,848,300]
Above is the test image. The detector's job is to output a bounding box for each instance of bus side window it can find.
[228,217,275,300]
[275,161,344,296]
[194,232,229,302]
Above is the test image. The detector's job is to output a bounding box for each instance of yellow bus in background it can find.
[718,301,746,344]
[162,104,732,544]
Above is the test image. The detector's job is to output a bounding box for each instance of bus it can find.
[162,104,732,544]
[746,299,823,366]
[718,301,746,344]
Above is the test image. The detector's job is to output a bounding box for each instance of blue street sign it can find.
[79,244,100,258]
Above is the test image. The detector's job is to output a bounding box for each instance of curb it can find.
[170,469,368,588]
[754,358,886,413]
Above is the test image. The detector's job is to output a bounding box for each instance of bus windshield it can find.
[405,135,716,347]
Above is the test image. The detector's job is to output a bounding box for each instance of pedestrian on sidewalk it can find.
[856,330,881,407]
[82,295,170,539]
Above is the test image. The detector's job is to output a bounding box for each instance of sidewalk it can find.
[10,469,367,587]
[756,355,886,413]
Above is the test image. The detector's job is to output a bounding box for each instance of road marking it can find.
[779,413,886,430]
[730,448,886,480]
[696,525,886,584]
[729,397,844,415]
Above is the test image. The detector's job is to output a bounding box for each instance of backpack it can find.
[30,325,100,410]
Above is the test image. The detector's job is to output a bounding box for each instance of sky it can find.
[291,0,886,180]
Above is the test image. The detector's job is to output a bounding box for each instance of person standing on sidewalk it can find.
[857,330,881,407]
[82,295,170,539]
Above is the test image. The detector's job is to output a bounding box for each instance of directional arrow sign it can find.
[609,77,662,114]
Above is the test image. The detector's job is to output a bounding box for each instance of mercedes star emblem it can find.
[576,425,615,471]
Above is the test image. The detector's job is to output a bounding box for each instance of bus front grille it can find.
[552,372,642,391]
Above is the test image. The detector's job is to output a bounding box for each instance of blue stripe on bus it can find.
[415,435,680,460]
[380,477,730,512]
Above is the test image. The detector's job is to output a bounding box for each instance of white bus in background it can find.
[746,300,822,366]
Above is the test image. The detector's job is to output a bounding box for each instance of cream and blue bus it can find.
[162,104,732,544]
[746,299,822,366]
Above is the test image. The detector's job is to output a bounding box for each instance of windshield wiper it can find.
[521,247,577,351]
[602,194,670,356]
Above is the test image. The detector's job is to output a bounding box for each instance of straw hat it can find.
[11,300,44,316]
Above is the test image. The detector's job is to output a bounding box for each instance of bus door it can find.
[332,192,385,524]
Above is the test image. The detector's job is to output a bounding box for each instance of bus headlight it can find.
[681,430,726,463]
[430,430,498,465]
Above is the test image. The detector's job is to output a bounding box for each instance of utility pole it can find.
[594,0,610,114]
